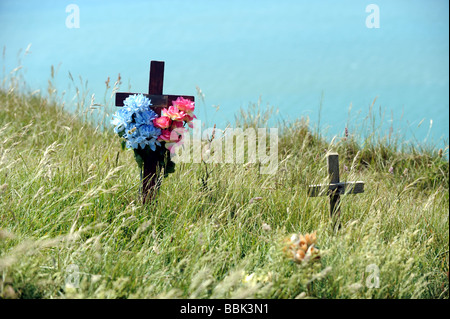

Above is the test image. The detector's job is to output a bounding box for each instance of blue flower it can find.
[112,94,163,151]
[139,125,161,151]
[123,94,152,114]
[135,108,158,126]
[123,122,139,144]
[123,124,146,149]
[111,108,132,134]
[139,124,161,139]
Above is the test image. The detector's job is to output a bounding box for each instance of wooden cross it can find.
[308,153,365,229]
[115,60,194,204]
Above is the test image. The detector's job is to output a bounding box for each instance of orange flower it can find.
[294,249,306,262]
[283,230,320,264]
[299,241,308,252]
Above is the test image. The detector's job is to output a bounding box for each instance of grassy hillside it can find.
[0,85,448,299]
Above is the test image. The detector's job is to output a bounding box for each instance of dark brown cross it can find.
[115,60,194,204]
[308,153,365,230]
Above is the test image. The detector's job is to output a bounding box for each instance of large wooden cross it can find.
[115,60,194,204]
[308,153,365,229]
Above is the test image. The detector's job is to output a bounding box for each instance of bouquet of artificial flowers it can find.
[283,231,320,264]
[111,94,195,176]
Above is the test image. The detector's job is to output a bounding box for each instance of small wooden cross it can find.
[308,153,365,229]
[115,60,194,204]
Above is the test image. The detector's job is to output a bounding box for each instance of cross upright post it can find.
[115,60,195,204]
[308,153,365,230]
[327,153,341,220]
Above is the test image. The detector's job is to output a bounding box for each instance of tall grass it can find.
[0,59,448,299]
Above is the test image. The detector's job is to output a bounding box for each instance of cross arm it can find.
[115,92,195,108]
[308,181,365,197]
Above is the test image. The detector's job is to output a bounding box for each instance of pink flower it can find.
[162,105,185,121]
[157,130,172,142]
[171,120,184,129]
[173,97,195,114]
[157,128,186,143]
[183,113,196,123]
[186,119,195,128]
[153,116,171,129]
[157,128,187,154]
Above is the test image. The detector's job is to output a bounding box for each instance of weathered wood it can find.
[142,148,159,204]
[327,153,341,224]
[327,153,340,183]
[149,61,164,95]
[115,93,195,111]
[308,181,365,197]
[308,153,365,230]
[115,60,194,204]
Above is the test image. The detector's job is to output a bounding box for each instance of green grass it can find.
[0,74,448,299]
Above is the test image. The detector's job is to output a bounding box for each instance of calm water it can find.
[1,0,448,146]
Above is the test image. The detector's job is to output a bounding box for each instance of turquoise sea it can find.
[0,0,448,146]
